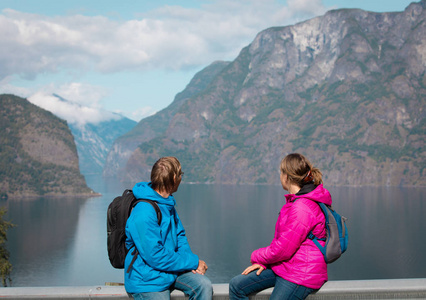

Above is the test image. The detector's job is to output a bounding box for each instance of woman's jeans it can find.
[131,272,213,300]
[229,269,316,300]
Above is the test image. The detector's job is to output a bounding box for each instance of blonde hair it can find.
[151,157,182,193]
[280,153,323,187]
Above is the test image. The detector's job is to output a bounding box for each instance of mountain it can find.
[29,94,137,177]
[0,94,96,198]
[105,1,425,187]
[103,61,230,178]
[70,119,136,176]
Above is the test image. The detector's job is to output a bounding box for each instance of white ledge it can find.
[1,279,426,299]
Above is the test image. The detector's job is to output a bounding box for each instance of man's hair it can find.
[280,153,323,187]
[151,157,182,193]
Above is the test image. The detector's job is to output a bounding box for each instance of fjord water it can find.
[4,176,426,287]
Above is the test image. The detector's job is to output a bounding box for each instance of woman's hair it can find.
[151,156,182,193]
[280,153,323,187]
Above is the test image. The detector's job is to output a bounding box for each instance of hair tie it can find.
[302,170,313,183]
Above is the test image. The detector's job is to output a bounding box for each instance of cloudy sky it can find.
[0,0,416,125]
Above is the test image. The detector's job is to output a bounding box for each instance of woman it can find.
[125,156,213,300]
[229,153,331,300]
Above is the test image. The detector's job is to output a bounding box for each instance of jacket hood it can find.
[132,181,176,207]
[285,183,332,206]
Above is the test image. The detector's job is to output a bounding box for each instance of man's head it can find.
[151,156,183,194]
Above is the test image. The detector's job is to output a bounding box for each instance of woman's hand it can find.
[242,263,265,276]
[192,259,208,275]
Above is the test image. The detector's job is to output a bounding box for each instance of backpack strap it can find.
[126,199,162,273]
[134,199,162,226]
[127,248,139,274]
[307,201,327,242]
[307,202,336,263]
[307,232,326,241]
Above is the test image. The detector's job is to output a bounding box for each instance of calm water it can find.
[3,176,426,287]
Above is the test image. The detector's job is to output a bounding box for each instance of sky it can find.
[0,0,417,125]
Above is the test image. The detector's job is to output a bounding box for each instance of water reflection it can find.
[176,184,284,283]
[327,186,426,280]
[5,197,87,285]
[3,180,426,287]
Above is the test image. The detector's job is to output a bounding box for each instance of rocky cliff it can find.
[105,1,425,187]
[27,93,137,177]
[103,61,230,177]
[0,94,96,197]
[69,116,136,176]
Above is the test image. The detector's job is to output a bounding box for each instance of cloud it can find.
[0,0,329,80]
[0,76,32,96]
[287,0,329,17]
[112,106,157,123]
[50,82,108,108]
[0,79,116,121]
[27,89,122,126]
[129,106,157,122]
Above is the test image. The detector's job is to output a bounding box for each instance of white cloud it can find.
[129,106,157,122]
[0,0,329,80]
[0,76,32,96]
[113,106,157,123]
[0,77,153,123]
[1,0,330,121]
[27,89,121,126]
[287,0,328,17]
[52,82,108,108]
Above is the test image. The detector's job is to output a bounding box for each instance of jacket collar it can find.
[296,183,316,196]
[285,183,332,206]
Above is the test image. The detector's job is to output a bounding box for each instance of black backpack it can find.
[107,189,162,273]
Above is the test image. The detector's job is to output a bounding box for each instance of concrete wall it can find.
[1,278,426,299]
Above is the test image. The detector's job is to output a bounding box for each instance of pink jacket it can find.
[250,184,331,289]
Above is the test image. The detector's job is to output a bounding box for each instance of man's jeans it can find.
[131,272,213,300]
[229,269,316,300]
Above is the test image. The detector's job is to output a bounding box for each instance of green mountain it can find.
[105,1,425,187]
[0,94,96,198]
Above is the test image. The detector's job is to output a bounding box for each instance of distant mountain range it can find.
[44,94,138,176]
[70,119,136,176]
[0,94,96,197]
[104,1,425,187]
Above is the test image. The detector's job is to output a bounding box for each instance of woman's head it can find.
[280,153,323,188]
[151,156,183,194]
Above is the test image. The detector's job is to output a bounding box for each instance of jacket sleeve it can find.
[251,201,314,265]
[127,202,199,273]
[174,210,194,255]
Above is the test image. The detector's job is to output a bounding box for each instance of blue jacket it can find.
[124,182,199,293]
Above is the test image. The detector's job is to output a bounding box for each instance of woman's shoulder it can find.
[289,197,322,219]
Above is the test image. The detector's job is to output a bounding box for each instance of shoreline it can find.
[3,191,102,200]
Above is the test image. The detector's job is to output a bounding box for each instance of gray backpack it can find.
[307,201,348,263]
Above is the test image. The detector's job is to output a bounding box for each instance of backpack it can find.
[308,202,348,264]
[107,189,162,273]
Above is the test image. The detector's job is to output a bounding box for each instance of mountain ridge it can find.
[105,1,425,187]
[103,61,230,178]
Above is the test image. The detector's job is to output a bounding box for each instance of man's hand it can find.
[242,263,265,276]
[192,260,208,275]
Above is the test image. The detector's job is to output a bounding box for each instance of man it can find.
[125,156,213,300]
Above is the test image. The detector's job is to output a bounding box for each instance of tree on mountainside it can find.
[0,207,14,287]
